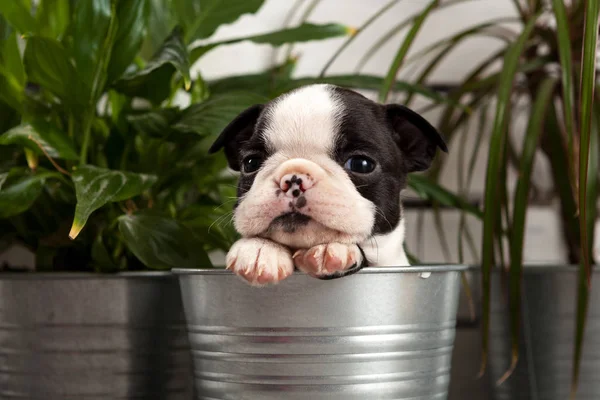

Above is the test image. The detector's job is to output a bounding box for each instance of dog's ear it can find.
[385,104,448,172]
[208,104,264,171]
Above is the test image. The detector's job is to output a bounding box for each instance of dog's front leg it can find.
[293,243,365,279]
[226,238,295,286]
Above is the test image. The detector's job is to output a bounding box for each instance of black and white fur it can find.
[209,84,447,286]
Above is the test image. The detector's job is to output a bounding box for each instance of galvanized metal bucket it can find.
[174,265,467,400]
[487,266,600,400]
[0,272,194,399]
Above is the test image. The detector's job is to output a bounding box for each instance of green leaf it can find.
[114,26,190,104]
[379,0,437,103]
[174,92,268,138]
[505,77,556,384]
[0,169,59,218]
[127,107,184,139]
[23,36,83,110]
[36,0,70,39]
[118,213,212,270]
[69,166,157,239]
[572,1,600,397]
[479,12,541,375]
[206,58,297,97]
[407,174,482,218]
[279,75,456,105]
[0,121,78,160]
[0,32,25,109]
[190,23,352,63]
[319,0,396,77]
[185,0,264,43]
[0,0,36,34]
[70,0,112,88]
[107,0,150,83]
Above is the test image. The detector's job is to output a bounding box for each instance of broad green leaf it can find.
[0,33,25,109]
[118,213,212,270]
[480,13,540,375]
[206,58,297,97]
[379,0,437,103]
[114,26,190,104]
[36,0,70,39]
[0,169,59,218]
[572,1,600,397]
[91,230,119,272]
[70,0,112,89]
[505,77,556,384]
[174,92,268,138]
[0,0,36,34]
[186,0,264,43]
[107,0,150,83]
[140,0,176,58]
[69,166,157,239]
[190,23,353,64]
[0,121,78,160]
[127,107,182,138]
[23,36,83,111]
[172,0,201,37]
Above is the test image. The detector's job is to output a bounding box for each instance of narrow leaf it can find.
[552,0,577,198]
[190,22,352,63]
[480,13,541,375]
[186,0,264,43]
[379,0,437,103]
[502,77,556,384]
[408,174,482,218]
[114,26,190,104]
[572,1,600,397]
[319,0,397,77]
[69,166,157,239]
[118,213,212,270]
[0,121,78,160]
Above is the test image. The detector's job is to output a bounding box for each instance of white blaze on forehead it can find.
[261,84,342,155]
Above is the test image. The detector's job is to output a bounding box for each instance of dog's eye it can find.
[344,156,376,174]
[242,156,263,173]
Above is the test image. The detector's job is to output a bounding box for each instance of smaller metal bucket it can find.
[174,265,467,400]
[0,272,194,399]
[488,266,600,400]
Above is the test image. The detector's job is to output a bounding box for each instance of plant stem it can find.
[79,114,93,166]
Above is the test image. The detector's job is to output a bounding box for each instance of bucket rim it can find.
[172,264,468,276]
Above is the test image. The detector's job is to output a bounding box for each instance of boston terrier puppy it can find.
[209,84,447,286]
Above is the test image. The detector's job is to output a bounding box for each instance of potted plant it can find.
[406,0,599,398]
[0,0,364,398]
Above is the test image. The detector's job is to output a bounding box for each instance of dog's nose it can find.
[280,173,313,197]
[275,158,324,198]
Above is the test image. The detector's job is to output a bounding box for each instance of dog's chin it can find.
[261,212,364,249]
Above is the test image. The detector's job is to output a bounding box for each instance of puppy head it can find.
[210,84,447,249]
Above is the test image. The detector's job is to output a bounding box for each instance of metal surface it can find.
[174,265,466,400]
[0,272,194,399]
[485,266,600,400]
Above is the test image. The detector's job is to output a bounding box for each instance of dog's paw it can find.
[226,238,294,286]
[293,242,363,278]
